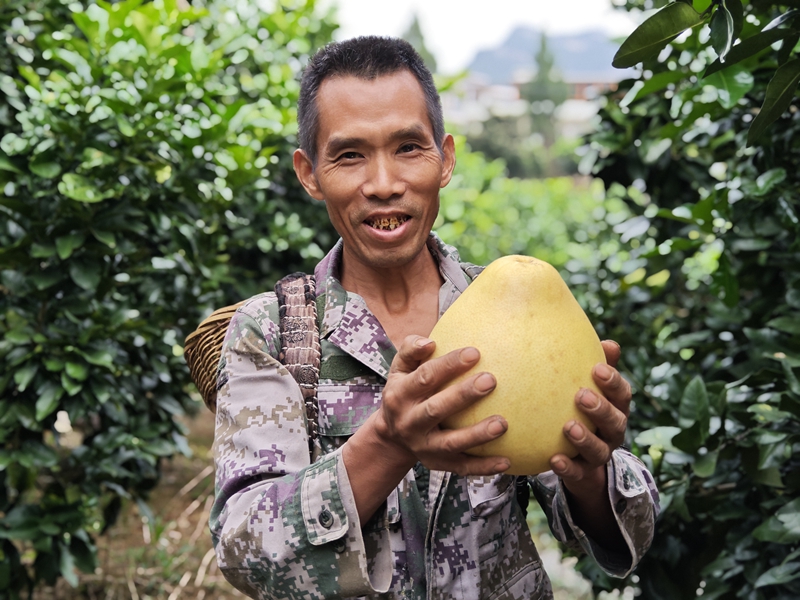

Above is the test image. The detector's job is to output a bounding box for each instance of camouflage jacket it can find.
[210,234,659,600]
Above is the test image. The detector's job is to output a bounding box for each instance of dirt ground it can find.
[35,413,242,600]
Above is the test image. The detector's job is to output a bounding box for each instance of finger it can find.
[601,339,621,367]
[412,370,496,428]
[591,363,632,416]
[392,346,484,403]
[389,335,439,375]
[427,415,508,455]
[562,419,613,468]
[575,389,627,449]
[550,453,606,490]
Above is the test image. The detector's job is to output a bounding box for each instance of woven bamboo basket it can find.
[184,301,245,413]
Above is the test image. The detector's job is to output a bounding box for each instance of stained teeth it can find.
[368,216,408,230]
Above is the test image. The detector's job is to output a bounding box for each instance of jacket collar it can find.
[313,234,474,379]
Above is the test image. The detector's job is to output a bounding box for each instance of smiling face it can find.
[293,70,455,278]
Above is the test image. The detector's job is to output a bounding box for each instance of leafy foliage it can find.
[578,0,800,597]
[0,0,336,594]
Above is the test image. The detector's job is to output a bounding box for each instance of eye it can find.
[336,151,360,161]
[399,143,420,154]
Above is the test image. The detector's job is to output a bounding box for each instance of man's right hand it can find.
[343,335,509,524]
[373,335,511,477]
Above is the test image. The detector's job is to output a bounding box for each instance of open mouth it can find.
[365,215,409,231]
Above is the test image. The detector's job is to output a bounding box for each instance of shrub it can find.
[0,0,335,594]
[577,1,800,597]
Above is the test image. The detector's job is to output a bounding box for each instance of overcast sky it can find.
[326,0,638,74]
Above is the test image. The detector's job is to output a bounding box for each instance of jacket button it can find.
[333,539,346,554]
[319,509,334,529]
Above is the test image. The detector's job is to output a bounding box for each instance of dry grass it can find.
[34,413,241,600]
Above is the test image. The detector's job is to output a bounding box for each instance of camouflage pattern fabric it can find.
[210,234,659,600]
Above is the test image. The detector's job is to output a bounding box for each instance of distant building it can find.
[442,26,634,138]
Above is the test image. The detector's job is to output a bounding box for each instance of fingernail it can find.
[579,389,599,409]
[475,373,496,392]
[488,418,506,436]
[460,347,479,362]
[495,460,510,472]
[567,421,585,441]
[552,458,566,473]
[595,363,613,382]
[415,337,433,347]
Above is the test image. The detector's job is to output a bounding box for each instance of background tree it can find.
[0,0,336,595]
[573,0,800,597]
[467,32,575,178]
[401,13,438,73]
[519,34,569,147]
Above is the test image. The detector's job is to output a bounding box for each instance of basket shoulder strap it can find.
[274,272,321,460]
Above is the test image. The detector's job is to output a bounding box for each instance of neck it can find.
[339,242,443,346]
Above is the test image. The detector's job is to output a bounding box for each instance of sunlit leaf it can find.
[706,66,754,108]
[711,1,736,62]
[762,8,800,31]
[705,29,793,76]
[35,382,64,421]
[58,173,115,203]
[755,562,800,588]
[613,2,706,68]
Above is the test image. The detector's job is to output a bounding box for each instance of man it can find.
[210,36,658,600]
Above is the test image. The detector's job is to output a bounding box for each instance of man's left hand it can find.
[549,340,631,527]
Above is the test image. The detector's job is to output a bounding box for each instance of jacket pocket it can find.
[467,474,516,517]
[316,383,382,436]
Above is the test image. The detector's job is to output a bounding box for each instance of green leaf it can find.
[753,168,788,196]
[693,449,719,477]
[755,562,800,588]
[705,29,793,76]
[768,315,800,334]
[778,32,800,65]
[59,542,79,588]
[69,261,102,291]
[116,115,136,137]
[620,71,687,107]
[80,348,114,368]
[0,152,22,173]
[613,2,706,68]
[748,59,800,146]
[705,65,754,108]
[35,382,64,421]
[711,1,736,62]
[29,155,62,179]
[61,372,82,397]
[755,499,800,543]
[90,229,116,248]
[58,173,115,203]
[65,362,89,381]
[634,426,682,450]
[679,376,710,434]
[14,364,38,392]
[762,8,800,32]
[727,0,744,40]
[56,233,86,260]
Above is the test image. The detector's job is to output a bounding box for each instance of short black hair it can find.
[297,36,444,166]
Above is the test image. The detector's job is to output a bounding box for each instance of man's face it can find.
[293,70,455,274]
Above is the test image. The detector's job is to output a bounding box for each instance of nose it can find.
[362,155,405,200]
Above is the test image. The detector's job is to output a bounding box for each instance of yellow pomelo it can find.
[429,255,606,475]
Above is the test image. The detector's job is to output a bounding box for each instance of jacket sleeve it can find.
[209,300,392,599]
[531,448,660,578]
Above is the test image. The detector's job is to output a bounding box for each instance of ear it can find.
[439,133,456,189]
[293,149,324,201]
